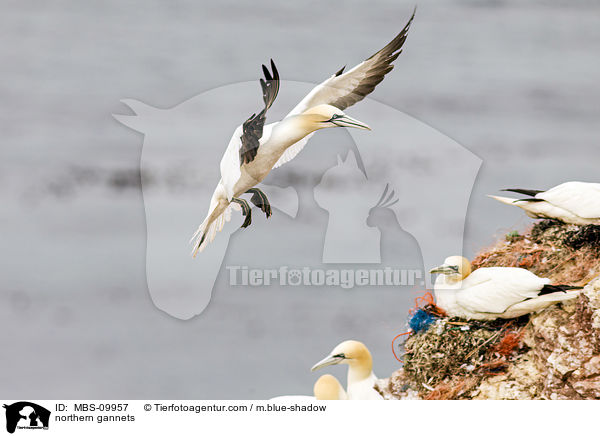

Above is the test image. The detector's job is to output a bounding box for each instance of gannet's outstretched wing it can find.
[220,61,280,200]
[273,11,415,169]
[272,132,314,169]
[288,10,414,116]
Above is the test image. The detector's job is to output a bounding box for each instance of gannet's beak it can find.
[332,114,371,130]
[429,264,457,275]
[311,354,345,372]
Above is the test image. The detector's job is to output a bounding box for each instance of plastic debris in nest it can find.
[401,316,529,397]
[391,292,447,363]
[408,309,437,334]
[408,291,447,320]
[408,291,447,333]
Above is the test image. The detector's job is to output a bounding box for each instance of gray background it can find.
[1,0,599,398]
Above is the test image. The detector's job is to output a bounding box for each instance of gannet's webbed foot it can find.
[231,197,252,228]
[246,188,272,219]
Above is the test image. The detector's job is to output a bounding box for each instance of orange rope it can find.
[391,331,411,363]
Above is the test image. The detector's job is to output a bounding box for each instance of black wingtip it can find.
[539,284,583,295]
[335,65,346,77]
[270,59,279,80]
[502,188,544,197]
[262,64,272,81]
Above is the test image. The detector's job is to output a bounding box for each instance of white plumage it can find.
[190,11,415,255]
[431,256,581,320]
[489,181,600,225]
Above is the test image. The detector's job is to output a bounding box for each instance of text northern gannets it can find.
[489,181,600,225]
[311,340,383,400]
[190,11,416,255]
[430,256,581,320]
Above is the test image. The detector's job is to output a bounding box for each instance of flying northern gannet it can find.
[311,340,383,400]
[191,11,416,255]
[430,256,582,320]
[489,181,600,225]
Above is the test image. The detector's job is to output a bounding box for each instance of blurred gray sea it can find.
[1,0,599,398]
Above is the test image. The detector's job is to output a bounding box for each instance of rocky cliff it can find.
[378,221,600,400]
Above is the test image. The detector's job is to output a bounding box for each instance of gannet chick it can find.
[269,374,347,401]
[311,340,383,400]
[313,374,348,400]
[430,256,582,320]
[190,11,416,255]
[489,181,600,225]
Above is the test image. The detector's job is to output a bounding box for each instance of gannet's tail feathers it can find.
[190,202,238,257]
[487,194,544,205]
[539,284,583,295]
[502,287,581,318]
[487,195,520,205]
[502,188,544,197]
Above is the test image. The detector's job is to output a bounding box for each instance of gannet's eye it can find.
[332,353,346,359]
[449,265,460,273]
[328,114,344,122]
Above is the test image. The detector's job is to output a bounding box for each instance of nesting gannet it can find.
[311,340,383,400]
[190,11,416,255]
[313,374,348,400]
[489,181,600,225]
[430,256,582,320]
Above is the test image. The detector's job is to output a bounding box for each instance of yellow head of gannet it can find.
[299,104,371,131]
[313,374,348,400]
[311,340,382,400]
[430,255,582,320]
[311,340,372,376]
[429,255,471,283]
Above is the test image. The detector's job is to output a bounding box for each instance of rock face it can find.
[381,222,600,400]
[526,282,600,399]
[474,281,600,400]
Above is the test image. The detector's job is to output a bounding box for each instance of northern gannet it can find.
[430,256,582,320]
[489,181,600,225]
[314,374,348,400]
[269,374,347,401]
[311,340,383,400]
[191,11,416,255]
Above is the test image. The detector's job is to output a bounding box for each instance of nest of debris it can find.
[380,221,600,400]
[400,316,528,398]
